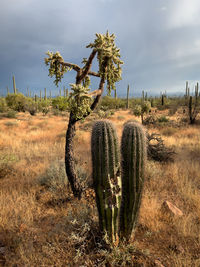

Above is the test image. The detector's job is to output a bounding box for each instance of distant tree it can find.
[45,32,123,198]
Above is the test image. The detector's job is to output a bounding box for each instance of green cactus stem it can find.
[13,75,17,94]
[126,84,129,109]
[119,121,146,240]
[91,120,121,242]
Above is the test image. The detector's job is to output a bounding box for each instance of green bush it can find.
[0,98,7,112]
[4,110,17,118]
[158,115,169,123]
[5,93,28,112]
[100,96,126,110]
[52,97,69,111]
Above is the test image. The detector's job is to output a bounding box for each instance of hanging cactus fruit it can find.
[119,121,146,240]
[91,120,121,242]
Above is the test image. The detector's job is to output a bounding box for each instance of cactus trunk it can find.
[126,85,129,109]
[91,120,121,242]
[13,75,17,94]
[119,121,146,240]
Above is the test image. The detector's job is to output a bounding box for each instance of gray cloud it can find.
[0,0,200,96]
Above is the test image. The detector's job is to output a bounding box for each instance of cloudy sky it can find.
[1,0,200,97]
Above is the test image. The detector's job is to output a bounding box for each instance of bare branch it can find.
[88,70,100,77]
[79,50,97,80]
[61,61,81,72]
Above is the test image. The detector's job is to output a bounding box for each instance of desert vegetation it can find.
[0,33,200,266]
[0,98,200,266]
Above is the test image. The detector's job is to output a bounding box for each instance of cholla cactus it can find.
[45,32,123,199]
[91,120,121,242]
[119,121,146,240]
[87,31,123,94]
[69,83,92,120]
[45,51,70,86]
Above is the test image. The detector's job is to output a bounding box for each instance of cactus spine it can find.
[13,75,17,94]
[119,121,146,240]
[91,121,121,242]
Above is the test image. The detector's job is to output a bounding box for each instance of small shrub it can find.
[158,116,169,123]
[39,161,68,192]
[26,103,38,116]
[4,121,18,127]
[4,110,17,118]
[161,127,178,136]
[42,107,49,116]
[0,98,7,112]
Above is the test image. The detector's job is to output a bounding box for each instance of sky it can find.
[1,0,200,97]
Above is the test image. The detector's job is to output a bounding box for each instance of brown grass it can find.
[0,110,200,266]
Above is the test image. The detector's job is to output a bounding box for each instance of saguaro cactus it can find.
[91,120,121,242]
[126,84,129,109]
[119,121,146,240]
[13,75,17,94]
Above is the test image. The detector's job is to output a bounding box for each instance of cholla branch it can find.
[147,133,176,162]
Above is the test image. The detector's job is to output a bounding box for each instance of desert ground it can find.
[0,108,200,266]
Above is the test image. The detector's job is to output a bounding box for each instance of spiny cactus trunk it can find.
[119,121,146,241]
[91,120,121,242]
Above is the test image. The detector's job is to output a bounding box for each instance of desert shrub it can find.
[26,102,38,116]
[42,107,49,116]
[5,93,28,112]
[0,98,8,112]
[158,115,169,123]
[4,121,18,127]
[52,97,69,111]
[39,161,68,192]
[37,99,51,112]
[52,108,61,116]
[161,127,178,136]
[168,105,178,116]
[100,96,126,110]
[143,115,157,125]
[4,110,17,118]
[97,109,112,119]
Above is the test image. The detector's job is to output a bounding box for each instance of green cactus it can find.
[126,84,129,109]
[91,120,121,242]
[119,121,146,240]
[13,75,17,94]
[44,88,47,101]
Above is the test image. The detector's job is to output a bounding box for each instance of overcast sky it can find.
[1,0,200,97]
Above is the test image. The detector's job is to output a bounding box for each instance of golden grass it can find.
[0,110,200,266]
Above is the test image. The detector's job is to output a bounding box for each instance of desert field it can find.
[0,109,200,266]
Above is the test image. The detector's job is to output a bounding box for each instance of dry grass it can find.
[0,110,200,266]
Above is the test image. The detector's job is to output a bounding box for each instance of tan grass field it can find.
[0,109,200,266]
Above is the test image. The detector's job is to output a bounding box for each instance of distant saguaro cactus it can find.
[119,121,146,240]
[13,75,17,94]
[126,84,130,109]
[91,120,121,242]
